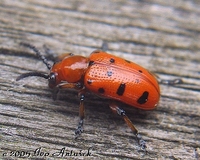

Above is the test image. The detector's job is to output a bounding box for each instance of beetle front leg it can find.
[52,82,83,100]
[75,92,85,138]
[109,102,147,151]
[54,82,85,138]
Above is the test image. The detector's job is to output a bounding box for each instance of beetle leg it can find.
[75,91,85,138]
[56,82,83,90]
[55,82,85,138]
[57,53,74,61]
[43,44,57,61]
[52,82,83,100]
[101,41,108,51]
[43,44,74,62]
[154,74,183,85]
[150,71,183,85]
[52,87,59,100]
[109,102,147,151]
[158,78,183,85]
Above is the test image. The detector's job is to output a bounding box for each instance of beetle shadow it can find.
[53,89,155,126]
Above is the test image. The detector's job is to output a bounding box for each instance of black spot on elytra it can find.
[107,71,112,77]
[98,88,105,94]
[137,91,149,104]
[110,58,115,63]
[87,79,92,85]
[139,70,143,73]
[125,60,131,63]
[116,83,126,96]
[89,61,95,66]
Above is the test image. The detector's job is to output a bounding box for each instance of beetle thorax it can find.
[49,56,89,88]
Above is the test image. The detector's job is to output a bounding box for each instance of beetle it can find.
[16,43,183,150]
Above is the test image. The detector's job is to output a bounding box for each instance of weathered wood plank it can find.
[0,0,200,159]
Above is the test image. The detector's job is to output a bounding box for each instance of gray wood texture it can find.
[0,0,200,159]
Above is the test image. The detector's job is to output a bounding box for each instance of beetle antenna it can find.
[16,72,49,81]
[20,42,52,70]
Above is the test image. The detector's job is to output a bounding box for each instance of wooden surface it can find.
[0,0,200,159]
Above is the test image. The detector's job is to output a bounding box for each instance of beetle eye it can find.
[48,72,57,87]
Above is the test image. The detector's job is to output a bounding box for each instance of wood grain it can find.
[0,0,200,159]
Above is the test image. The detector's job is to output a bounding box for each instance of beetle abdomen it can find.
[84,51,160,110]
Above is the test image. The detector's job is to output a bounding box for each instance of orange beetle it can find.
[16,43,182,150]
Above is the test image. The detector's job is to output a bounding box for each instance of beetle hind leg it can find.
[109,102,147,151]
[158,78,183,85]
